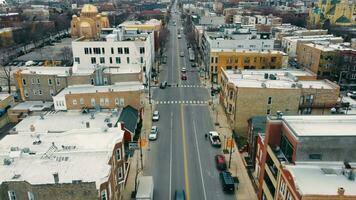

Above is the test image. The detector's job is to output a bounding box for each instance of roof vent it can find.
[261,83,267,88]
[338,187,345,196]
[291,83,296,88]
[12,174,21,179]
[3,158,12,165]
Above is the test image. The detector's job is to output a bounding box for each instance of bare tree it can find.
[158,27,170,49]
[0,65,12,94]
[60,47,73,65]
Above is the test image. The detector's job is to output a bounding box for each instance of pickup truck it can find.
[208,131,221,148]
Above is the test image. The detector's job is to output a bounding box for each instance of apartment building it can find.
[0,111,129,200]
[297,42,340,79]
[14,65,142,102]
[201,25,275,80]
[53,81,144,111]
[220,69,340,135]
[209,49,288,83]
[282,35,343,57]
[257,115,356,200]
[0,93,14,129]
[72,26,155,83]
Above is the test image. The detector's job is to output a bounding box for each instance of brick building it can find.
[0,111,129,200]
[220,69,340,135]
[257,115,356,200]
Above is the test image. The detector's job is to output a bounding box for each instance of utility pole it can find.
[228,131,234,169]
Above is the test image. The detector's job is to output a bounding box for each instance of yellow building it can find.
[0,28,15,47]
[210,49,288,83]
[70,4,109,39]
[309,0,355,27]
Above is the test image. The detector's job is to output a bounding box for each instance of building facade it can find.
[71,4,109,39]
[220,69,340,135]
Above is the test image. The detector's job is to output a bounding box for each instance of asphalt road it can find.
[145,2,235,200]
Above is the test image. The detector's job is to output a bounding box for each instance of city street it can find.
[144,2,235,200]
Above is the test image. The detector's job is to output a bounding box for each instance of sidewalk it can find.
[202,75,258,200]
[122,101,153,200]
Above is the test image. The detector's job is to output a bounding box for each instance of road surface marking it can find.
[175,101,178,104]
[180,104,190,200]
[179,101,182,104]
[189,101,192,104]
[193,120,208,200]
[193,100,196,104]
[169,112,173,200]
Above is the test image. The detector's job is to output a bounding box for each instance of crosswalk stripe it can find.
[193,100,196,104]
[179,101,181,104]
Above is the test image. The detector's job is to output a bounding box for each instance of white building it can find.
[281,35,343,57]
[72,27,154,83]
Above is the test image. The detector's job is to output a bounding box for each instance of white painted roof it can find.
[11,101,53,111]
[223,69,334,89]
[0,128,123,189]
[211,49,286,54]
[54,81,144,97]
[285,163,356,196]
[103,65,141,74]
[20,67,72,76]
[282,115,356,137]
[14,110,119,134]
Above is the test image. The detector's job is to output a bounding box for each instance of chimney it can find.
[53,173,59,184]
[338,187,345,196]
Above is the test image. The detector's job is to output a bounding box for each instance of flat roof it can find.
[20,67,72,76]
[303,43,337,52]
[11,101,53,111]
[0,93,10,101]
[282,115,356,137]
[14,111,119,134]
[103,65,141,74]
[211,49,285,54]
[283,34,343,41]
[285,163,356,196]
[0,128,123,189]
[223,69,333,89]
[55,81,144,97]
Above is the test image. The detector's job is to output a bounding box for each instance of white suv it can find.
[149,126,158,140]
[152,110,160,121]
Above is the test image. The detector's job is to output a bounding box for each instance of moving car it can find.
[191,62,197,67]
[219,171,235,194]
[208,131,221,148]
[215,154,227,171]
[174,190,186,200]
[149,126,158,140]
[181,73,187,80]
[152,110,160,121]
[180,51,184,57]
[160,81,168,89]
[178,34,181,39]
[181,68,187,73]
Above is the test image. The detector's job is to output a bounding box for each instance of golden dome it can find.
[81,4,98,14]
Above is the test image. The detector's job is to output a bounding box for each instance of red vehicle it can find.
[181,73,187,80]
[215,154,227,171]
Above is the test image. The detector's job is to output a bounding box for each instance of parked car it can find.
[181,68,187,73]
[152,110,160,121]
[220,171,236,194]
[149,126,158,140]
[208,131,221,148]
[174,190,186,200]
[215,154,227,170]
[181,73,187,80]
[160,81,168,89]
[180,51,184,57]
[191,62,197,67]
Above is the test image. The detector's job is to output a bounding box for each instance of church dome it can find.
[81,4,98,14]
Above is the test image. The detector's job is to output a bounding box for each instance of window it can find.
[279,180,286,196]
[111,47,114,54]
[24,89,29,97]
[8,191,16,200]
[56,78,60,86]
[91,98,96,106]
[100,98,105,106]
[93,47,101,54]
[126,57,130,64]
[280,135,293,162]
[119,98,124,106]
[305,95,314,104]
[91,78,94,85]
[266,109,271,115]
[109,57,113,64]
[31,78,35,84]
[116,148,121,161]
[116,57,121,64]
[33,89,37,95]
[84,48,89,54]
[48,79,52,85]
[140,57,144,63]
[267,97,272,105]
[103,77,108,85]
[74,57,80,64]
[102,48,105,54]
[28,191,35,200]
[50,89,54,96]
[37,78,40,84]
[286,192,294,200]
[140,47,145,54]
[100,57,105,64]
[89,48,92,54]
[124,47,129,54]
[73,99,77,105]
[22,79,26,85]
[117,166,123,180]
[211,57,214,63]
[215,57,218,63]
[105,98,109,106]
[101,190,107,200]
[91,57,96,64]
[80,98,84,105]
[118,47,123,54]
[38,90,42,95]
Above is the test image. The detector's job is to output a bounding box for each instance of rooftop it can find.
[282,34,342,41]
[211,49,286,54]
[285,163,356,196]
[11,101,53,112]
[55,81,144,97]
[20,67,72,76]
[223,69,333,89]
[282,115,356,137]
[0,93,10,101]
[13,110,119,134]
[0,127,123,189]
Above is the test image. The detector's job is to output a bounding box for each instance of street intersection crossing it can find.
[152,100,209,105]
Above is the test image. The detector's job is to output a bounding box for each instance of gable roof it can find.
[118,105,139,134]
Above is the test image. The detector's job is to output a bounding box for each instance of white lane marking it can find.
[179,101,182,104]
[169,112,173,200]
[175,101,178,104]
[189,101,192,104]
[193,120,208,200]
[193,100,196,104]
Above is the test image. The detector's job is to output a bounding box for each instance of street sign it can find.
[129,142,139,150]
